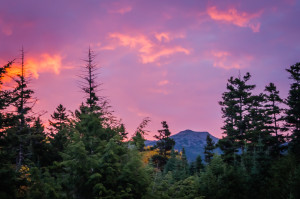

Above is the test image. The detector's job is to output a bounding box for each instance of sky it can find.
[0,0,299,139]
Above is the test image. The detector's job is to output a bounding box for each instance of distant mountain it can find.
[145,129,221,162]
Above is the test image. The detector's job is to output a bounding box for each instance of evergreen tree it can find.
[164,148,177,174]
[264,83,285,157]
[11,48,35,168]
[195,155,204,173]
[154,121,175,157]
[28,118,49,167]
[218,72,255,163]
[152,121,175,170]
[132,117,150,151]
[49,104,70,162]
[0,60,18,199]
[0,60,14,129]
[49,104,68,133]
[171,148,189,181]
[285,62,300,158]
[204,134,215,164]
[80,47,99,110]
[247,93,271,152]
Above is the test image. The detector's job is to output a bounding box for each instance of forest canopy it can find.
[0,49,300,199]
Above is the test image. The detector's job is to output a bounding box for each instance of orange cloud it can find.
[25,54,62,78]
[207,6,262,32]
[109,33,190,64]
[1,54,62,83]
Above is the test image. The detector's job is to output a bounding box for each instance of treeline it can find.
[0,48,299,199]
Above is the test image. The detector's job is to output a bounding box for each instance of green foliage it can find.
[27,167,65,199]
[152,121,175,170]
[2,51,300,199]
[132,117,150,151]
[204,134,215,163]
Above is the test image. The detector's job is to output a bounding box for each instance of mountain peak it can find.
[172,130,213,140]
[145,129,221,162]
[177,129,209,135]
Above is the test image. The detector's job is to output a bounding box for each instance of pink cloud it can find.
[149,88,170,95]
[128,106,151,118]
[108,32,190,64]
[155,32,171,42]
[140,46,189,64]
[158,80,169,86]
[207,6,262,32]
[210,50,253,69]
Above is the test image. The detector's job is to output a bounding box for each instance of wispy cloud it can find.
[158,80,169,86]
[207,6,262,32]
[210,50,253,69]
[109,32,190,64]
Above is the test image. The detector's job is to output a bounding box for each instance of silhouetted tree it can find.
[264,83,285,157]
[285,62,300,158]
[49,104,68,133]
[204,134,215,163]
[11,48,35,168]
[152,121,175,170]
[218,72,255,163]
[154,121,175,157]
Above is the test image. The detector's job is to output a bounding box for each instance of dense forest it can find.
[0,48,300,199]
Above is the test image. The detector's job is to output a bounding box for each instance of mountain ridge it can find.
[145,129,221,162]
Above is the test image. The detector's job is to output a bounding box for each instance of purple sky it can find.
[0,0,299,139]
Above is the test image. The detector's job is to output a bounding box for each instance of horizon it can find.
[1,0,299,140]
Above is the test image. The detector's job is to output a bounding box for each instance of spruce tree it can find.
[11,47,35,168]
[80,47,99,109]
[152,121,175,170]
[49,104,68,133]
[0,60,18,198]
[247,93,270,151]
[204,134,215,164]
[0,60,14,128]
[218,72,255,163]
[264,83,285,157]
[154,121,175,157]
[195,155,204,173]
[285,62,300,158]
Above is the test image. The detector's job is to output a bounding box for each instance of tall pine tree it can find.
[218,72,255,163]
[285,62,300,158]
[11,47,35,168]
[264,83,285,157]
